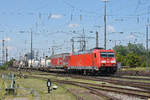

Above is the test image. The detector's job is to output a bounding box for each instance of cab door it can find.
[92,53,98,67]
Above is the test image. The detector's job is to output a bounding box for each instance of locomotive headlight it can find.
[111,60,116,63]
[101,60,106,63]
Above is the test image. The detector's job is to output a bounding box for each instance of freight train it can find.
[13,48,117,75]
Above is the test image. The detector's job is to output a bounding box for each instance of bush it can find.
[116,53,126,66]
[114,43,148,67]
[125,52,140,67]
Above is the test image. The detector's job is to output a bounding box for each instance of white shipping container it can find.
[40,59,46,67]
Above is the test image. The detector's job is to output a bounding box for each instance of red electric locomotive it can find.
[68,48,117,74]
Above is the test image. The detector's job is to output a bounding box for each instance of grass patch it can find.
[1,70,76,100]
[16,77,76,100]
[0,78,6,99]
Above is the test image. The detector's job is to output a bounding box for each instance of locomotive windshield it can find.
[100,52,115,58]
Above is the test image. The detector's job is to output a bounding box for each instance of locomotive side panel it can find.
[68,52,97,70]
[68,49,117,74]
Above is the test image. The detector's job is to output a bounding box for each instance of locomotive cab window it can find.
[94,53,96,58]
[107,52,114,57]
[100,52,114,58]
[100,53,107,57]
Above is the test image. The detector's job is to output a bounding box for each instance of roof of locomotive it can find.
[71,48,115,55]
[93,49,115,53]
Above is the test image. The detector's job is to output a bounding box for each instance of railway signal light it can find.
[47,79,51,93]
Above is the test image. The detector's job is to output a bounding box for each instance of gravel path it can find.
[7,97,28,100]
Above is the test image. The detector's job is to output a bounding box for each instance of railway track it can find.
[11,67,150,82]
[38,73,150,92]
[16,68,150,91]
[36,69,150,82]
[37,72,150,91]
[10,68,150,99]
[22,75,119,100]
[88,76,150,90]
[110,75,150,81]
[20,74,150,99]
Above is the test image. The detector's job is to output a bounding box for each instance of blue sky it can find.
[0,0,150,59]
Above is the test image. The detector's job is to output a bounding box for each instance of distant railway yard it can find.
[0,67,150,100]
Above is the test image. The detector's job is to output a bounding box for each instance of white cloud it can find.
[51,14,62,19]
[5,37,11,42]
[107,25,115,32]
[68,23,80,28]
[0,37,11,42]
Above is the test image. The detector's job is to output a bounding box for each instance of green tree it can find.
[127,43,145,55]
[0,59,15,70]
[114,45,128,56]
[7,59,15,67]
[125,52,140,67]
[116,53,126,66]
